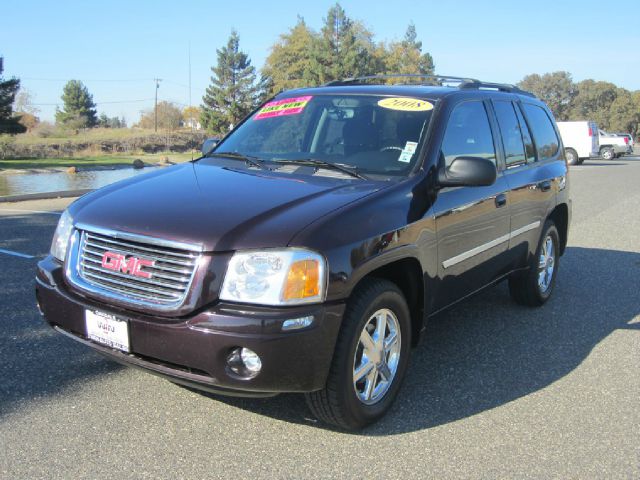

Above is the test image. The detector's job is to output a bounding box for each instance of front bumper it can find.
[36,256,345,396]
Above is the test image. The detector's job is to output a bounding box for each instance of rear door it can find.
[432,100,511,309]
[498,100,562,266]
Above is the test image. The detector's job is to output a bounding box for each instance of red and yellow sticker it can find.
[378,97,433,112]
[254,96,313,120]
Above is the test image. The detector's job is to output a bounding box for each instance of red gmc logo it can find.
[101,252,155,279]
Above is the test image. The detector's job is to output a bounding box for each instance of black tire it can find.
[508,220,560,307]
[305,278,411,430]
[565,148,579,165]
[600,147,615,160]
[577,158,585,165]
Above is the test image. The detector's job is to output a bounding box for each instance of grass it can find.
[0,152,197,170]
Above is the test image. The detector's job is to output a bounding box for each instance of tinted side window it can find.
[514,106,536,163]
[493,101,526,167]
[522,104,560,161]
[441,101,496,167]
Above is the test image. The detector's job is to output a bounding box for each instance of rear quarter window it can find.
[522,104,560,161]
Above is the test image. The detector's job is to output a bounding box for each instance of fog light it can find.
[227,347,262,379]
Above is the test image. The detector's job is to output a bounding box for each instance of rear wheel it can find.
[305,278,411,430]
[564,148,579,165]
[509,220,560,306]
[601,147,615,160]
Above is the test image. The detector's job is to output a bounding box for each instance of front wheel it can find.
[509,220,560,306]
[305,278,411,430]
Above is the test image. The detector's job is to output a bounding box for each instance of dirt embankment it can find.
[0,131,208,159]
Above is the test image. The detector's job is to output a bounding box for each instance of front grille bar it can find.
[65,226,202,311]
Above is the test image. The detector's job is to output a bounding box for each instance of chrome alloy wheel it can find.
[352,308,401,405]
[538,235,555,293]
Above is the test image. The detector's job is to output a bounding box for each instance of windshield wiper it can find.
[209,151,270,170]
[271,159,365,179]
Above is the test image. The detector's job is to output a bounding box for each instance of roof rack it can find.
[324,74,478,86]
[323,74,536,97]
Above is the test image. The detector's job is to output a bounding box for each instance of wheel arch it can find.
[350,256,425,347]
[548,203,569,255]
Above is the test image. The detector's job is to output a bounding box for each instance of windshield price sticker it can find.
[378,97,433,111]
[398,141,418,163]
[255,96,313,120]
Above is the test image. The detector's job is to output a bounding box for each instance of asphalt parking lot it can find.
[1,157,639,479]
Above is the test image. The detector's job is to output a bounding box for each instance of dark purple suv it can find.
[36,76,571,429]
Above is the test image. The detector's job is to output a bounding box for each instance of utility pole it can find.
[153,78,162,132]
[188,42,193,133]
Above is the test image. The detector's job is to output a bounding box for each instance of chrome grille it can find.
[76,230,200,307]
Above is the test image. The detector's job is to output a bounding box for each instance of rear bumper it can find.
[611,145,629,154]
[36,256,345,395]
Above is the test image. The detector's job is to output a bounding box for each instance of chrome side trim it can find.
[442,220,541,269]
[74,222,204,252]
[442,233,510,269]
[509,220,541,239]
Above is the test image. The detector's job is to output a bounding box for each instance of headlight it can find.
[50,210,74,262]
[220,249,327,306]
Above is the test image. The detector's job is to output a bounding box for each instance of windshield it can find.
[211,94,434,177]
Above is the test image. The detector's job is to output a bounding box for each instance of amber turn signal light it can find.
[282,259,320,300]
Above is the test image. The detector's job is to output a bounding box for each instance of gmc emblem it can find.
[101,251,155,279]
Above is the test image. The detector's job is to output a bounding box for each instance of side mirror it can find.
[438,156,497,187]
[201,138,219,156]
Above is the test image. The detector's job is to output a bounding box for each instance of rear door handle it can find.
[537,180,552,192]
[495,193,507,208]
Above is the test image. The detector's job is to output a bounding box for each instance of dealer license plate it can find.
[85,310,130,352]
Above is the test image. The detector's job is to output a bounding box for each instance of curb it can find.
[0,189,93,203]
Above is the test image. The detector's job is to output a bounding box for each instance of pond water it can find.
[0,167,160,197]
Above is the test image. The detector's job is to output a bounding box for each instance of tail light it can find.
[623,136,629,144]
[588,126,593,136]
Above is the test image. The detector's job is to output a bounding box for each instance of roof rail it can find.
[324,74,480,86]
[459,80,535,97]
[323,74,536,97]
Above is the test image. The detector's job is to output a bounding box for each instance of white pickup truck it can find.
[598,130,633,160]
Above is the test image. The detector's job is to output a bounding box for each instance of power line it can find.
[30,98,154,106]
[21,77,154,82]
[22,77,192,89]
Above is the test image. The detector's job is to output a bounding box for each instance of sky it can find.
[2,0,638,123]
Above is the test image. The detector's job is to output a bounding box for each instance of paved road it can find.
[1,159,638,479]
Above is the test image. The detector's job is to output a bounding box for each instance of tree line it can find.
[1,3,638,137]
[200,4,434,132]
[518,71,640,135]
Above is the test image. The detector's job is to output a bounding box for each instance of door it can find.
[432,100,511,310]
[498,101,561,266]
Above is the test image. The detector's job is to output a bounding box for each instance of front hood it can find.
[70,162,385,252]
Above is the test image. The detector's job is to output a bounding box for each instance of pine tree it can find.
[262,17,317,96]
[383,24,435,77]
[0,57,26,134]
[55,80,97,128]
[308,4,377,84]
[201,30,259,133]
